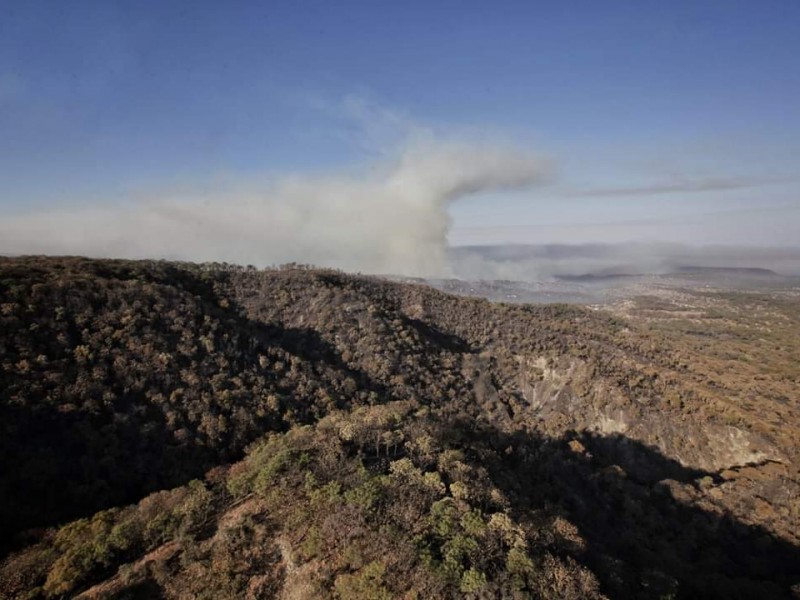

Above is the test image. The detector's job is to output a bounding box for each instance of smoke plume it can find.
[0,140,548,276]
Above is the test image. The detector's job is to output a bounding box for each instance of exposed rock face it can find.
[515,354,779,473]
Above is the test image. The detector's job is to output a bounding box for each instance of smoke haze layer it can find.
[0,140,548,276]
[450,243,800,279]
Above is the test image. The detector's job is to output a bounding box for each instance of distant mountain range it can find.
[448,243,800,280]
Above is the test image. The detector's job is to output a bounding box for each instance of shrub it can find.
[334,561,392,600]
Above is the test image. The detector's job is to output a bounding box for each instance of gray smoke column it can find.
[0,140,548,276]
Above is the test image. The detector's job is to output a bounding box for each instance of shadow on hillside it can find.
[435,419,800,599]
[575,432,713,484]
[400,315,474,353]
[259,323,390,396]
[0,274,393,557]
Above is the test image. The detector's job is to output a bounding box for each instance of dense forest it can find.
[1,256,798,599]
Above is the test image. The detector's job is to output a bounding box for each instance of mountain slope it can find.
[1,256,798,598]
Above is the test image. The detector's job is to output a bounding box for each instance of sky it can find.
[1,1,799,272]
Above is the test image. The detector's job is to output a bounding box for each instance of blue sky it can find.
[1,0,798,252]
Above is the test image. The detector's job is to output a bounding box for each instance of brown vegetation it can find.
[1,256,798,598]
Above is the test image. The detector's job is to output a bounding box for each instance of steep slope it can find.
[3,401,798,599]
[1,257,798,598]
[0,258,383,543]
[228,267,796,474]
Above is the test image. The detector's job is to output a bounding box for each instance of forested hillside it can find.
[1,257,798,599]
